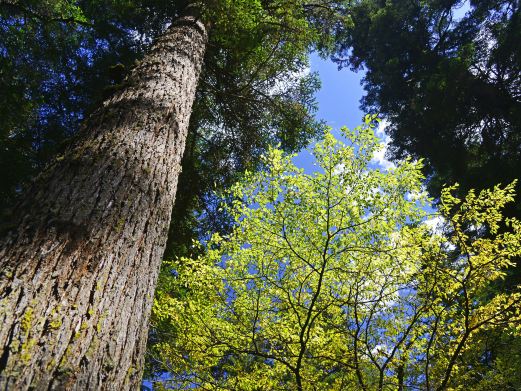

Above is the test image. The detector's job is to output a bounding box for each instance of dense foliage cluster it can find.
[151,121,521,389]
[334,0,521,209]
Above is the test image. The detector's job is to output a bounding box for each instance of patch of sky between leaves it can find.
[293,54,398,174]
[201,53,442,261]
[453,0,471,22]
[292,54,439,226]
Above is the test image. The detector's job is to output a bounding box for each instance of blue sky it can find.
[294,55,438,218]
[293,0,472,173]
[293,54,365,173]
[311,53,366,129]
[293,54,396,174]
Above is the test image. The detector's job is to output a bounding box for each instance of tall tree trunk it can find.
[0,9,207,390]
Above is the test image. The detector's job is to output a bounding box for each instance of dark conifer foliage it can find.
[0,0,322,251]
[0,0,151,216]
[334,0,520,210]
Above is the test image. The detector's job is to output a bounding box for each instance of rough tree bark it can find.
[0,8,207,390]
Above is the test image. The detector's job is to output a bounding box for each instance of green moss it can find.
[20,338,36,363]
[20,351,30,363]
[86,337,99,359]
[48,305,63,330]
[115,217,126,232]
[126,365,136,381]
[10,339,20,353]
[59,345,75,368]
[94,308,111,333]
[103,357,115,371]
[49,318,62,330]
[21,308,34,334]
[47,358,57,370]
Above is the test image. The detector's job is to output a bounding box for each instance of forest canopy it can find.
[0,0,331,256]
[1,1,520,389]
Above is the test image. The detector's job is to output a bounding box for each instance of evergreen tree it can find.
[333,0,521,211]
[0,1,346,388]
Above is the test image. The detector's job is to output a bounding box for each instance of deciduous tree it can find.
[151,119,521,390]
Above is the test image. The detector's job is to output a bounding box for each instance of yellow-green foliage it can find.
[151,117,521,390]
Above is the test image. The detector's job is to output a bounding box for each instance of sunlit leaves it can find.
[151,120,521,390]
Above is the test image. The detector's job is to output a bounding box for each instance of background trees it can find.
[2,0,519,387]
[333,0,520,213]
[150,121,521,390]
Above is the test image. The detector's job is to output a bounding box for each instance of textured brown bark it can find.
[0,11,207,390]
